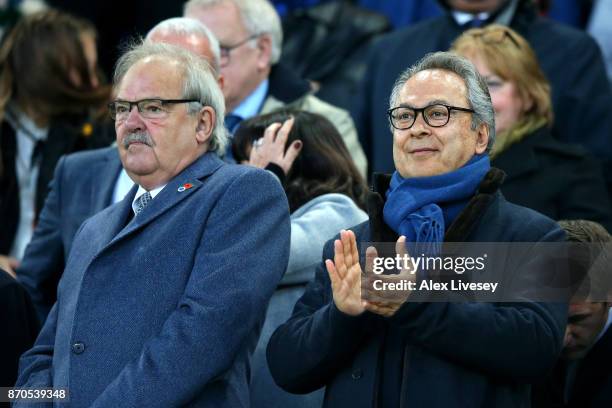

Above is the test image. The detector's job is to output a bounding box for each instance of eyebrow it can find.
[568,313,591,324]
[397,99,451,109]
[114,97,165,102]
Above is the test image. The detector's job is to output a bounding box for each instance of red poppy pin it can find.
[177,183,193,192]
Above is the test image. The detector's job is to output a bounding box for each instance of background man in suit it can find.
[17,16,223,325]
[354,0,612,190]
[533,220,612,408]
[183,0,368,175]
[14,42,290,407]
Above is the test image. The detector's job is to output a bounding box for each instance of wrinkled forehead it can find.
[399,69,469,107]
[117,56,184,98]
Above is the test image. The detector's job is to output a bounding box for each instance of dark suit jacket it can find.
[17,147,123,324]
[353,0,612,188]
[492,127,612,231]
[0,271,38,389]
[532,326,612,407]
[268,169,568,408]
[0,118,113,254]
[15,153,291,407]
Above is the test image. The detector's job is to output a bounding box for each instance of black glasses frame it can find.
[387,104,475,130]
[108,98,199,120]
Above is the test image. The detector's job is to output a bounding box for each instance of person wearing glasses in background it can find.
[16,16,225,326]
[354,0,612,199]
[267,51,567,408]
[452,25,612,230]
[183,0,367,176]
[14,41,290,407]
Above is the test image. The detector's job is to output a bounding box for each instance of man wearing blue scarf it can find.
[268,51,568,407]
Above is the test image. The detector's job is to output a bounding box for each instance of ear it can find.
[474,122,489,155]
[217,73,225,91]
[255,34,273,69]
[195,106,215,146]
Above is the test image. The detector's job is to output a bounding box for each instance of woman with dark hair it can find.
[0,10,112,271]
[452,24,611,230]
[233,109,369,407]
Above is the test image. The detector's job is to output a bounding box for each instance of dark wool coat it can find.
[268,168,568,408]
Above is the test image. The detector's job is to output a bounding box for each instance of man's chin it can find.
[122,155,157,179]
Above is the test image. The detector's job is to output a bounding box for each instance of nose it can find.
[123,105,145,131]
[409,112,431,138]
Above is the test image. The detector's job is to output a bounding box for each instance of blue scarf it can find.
[383,154,490,255]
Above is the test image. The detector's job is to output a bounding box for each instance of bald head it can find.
[146,17,221,74]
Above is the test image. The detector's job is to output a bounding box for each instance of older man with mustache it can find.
[14,41,290,407]
[16,17,225,325]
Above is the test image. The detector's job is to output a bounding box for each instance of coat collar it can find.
[368,167,506,243]
[94,152,224,253]
[491,126,546,182]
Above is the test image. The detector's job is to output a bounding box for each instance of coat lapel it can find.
[107,153,224,246]
[85,183,138,256]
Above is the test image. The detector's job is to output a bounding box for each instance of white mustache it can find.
[123,132,154,149]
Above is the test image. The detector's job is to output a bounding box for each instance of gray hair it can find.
[145,17,221,73]
[184,0,283,64]
[388,51,496,152]
[113,41,228,155]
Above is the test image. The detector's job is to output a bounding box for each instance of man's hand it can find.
[0,254,19,278]
[326,230,366,316]
[363,236,415,318]
[248,117,302,175]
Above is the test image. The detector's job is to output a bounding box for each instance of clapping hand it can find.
[326,231,415,318]
[363,236,415,318]
[325,230,366,316]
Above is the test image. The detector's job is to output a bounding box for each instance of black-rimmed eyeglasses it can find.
[387,104,475,130]
[220,34,260,67]
[108,98,200,121]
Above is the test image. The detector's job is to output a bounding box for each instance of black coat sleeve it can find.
[0,271,39,387]
[266,237,375,394]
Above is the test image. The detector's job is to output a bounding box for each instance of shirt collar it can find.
[6,104,48,142]
[230,79,269,120]
[131,184,166,214]
[452,10,490,26]
[451,0,518,26]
